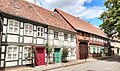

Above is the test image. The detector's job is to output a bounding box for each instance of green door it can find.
[53,48,61,63]
[101,48,104,56]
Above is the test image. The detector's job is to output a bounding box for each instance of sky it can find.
[26,0,106,28]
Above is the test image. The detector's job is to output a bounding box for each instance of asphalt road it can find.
[48,56,120,71]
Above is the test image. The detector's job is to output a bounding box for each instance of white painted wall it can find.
[6,61,18,67]
[7,35,19,42]
[24,36,33,43]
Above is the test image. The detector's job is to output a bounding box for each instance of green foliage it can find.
[99,0,120,37]
[62,47,68,62]
[46,43,52,55]
[45,43,52,63]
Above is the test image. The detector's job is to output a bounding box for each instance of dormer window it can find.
[8,19,19,34]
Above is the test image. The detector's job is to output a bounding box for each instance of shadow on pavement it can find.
[93,55,120,62]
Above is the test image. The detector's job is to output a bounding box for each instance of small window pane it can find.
[41,28,43,32]
[54,31,58,39]
[7,54,12,59]
[13,54,17,59]
[14,22,19,27]
[9,21,13,26]
[9,27,13,32]
[64,33,68,40]
[13,47,17,52]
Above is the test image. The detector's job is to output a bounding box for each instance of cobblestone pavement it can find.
[48,56,120,71]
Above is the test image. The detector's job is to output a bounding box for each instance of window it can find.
[37,26,44,37]
[54,31,58,39]
[64,33,68,40]
[90,35,92,40]
[6,46,18,60]
[71,48,75,56]
[8,19,19,34]
[71,35,74,41]
[90,46,93,53]
[23,46,32,59]
[24,23,33,35]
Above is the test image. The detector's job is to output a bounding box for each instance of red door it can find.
[35,47,45,66]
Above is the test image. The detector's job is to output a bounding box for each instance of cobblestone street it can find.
[48,56,120,71]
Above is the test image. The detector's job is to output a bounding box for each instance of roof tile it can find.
[54,8,107,38]
[0,0,47,25]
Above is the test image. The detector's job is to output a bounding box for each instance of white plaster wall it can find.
[3,18,7,25]
[54,40,59,45]
[49,40,53,46]
[0,61,4,67]
[45,33,47,39]
[2,35,5,42]
[24,37,32,43]
[49,34,54,40]
[20,37,23,43]
[19,59,22,65]
[33,38,36,44]
[7,35,19,42]
[22,61,31,65]
[20,29,23,36]
[37,38,44,44]
[1,54,4,59]
[34,31,36,37]
[3,25,6,34]
[1,46,5,52]
[6,61,18,67]
[64,41,69,46]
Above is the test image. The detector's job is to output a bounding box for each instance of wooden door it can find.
[79,42,88,59]
[35,48,45,66]
[53,48,61,63]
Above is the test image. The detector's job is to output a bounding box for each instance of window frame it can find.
[54,31,58,39]
[37,26,44,37]
[7,19,19,34]
[23,46,32,59]
[24,23,33,36]
[71,35,74,41]
[64,33,68,40]
[6,46,18,61]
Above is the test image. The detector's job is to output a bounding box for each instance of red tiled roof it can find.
[0,0,47,25]
[54,8,107,38]
[32,4,75,32]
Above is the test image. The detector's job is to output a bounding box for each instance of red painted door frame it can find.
[35,46,45,66]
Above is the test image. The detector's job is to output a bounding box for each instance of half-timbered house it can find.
[55,8,109,59]
[32,4,76,63]
[0,0,48,68]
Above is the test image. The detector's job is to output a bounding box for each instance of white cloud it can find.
[25,0,105,20]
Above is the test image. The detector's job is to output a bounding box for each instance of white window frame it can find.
[6,46,18,61]
[23,46,32,59]
[54,31,58,39]
[71,48,75,56]
[64,33,68,40]
[24,23,33,36]
[37,26,44,37]
[90,35,92,40]
[7,19,19,34]
[71,35,74,41]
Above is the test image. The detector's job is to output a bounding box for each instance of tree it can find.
[99,0,120,37]
[46,43,52,64]
[62,47,68,62]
